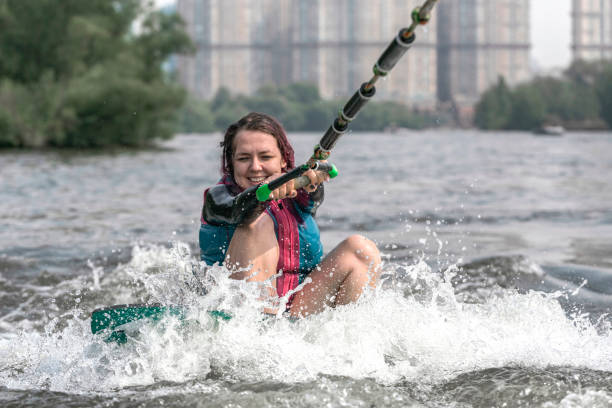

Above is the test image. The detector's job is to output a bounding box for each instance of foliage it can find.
[595,64,612,128]
[508,84,546,130]
[474,77,512,129]
[474,60,610,130]
[178,98,216,134]
[177,83,441,134]
[0,0,193,148]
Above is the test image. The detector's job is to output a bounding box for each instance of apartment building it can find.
[572,0,612,61]
[437,0,531,106]
[176,0,533,113]
[176,0,437,108]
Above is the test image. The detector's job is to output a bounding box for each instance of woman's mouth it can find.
[247,176,266,184]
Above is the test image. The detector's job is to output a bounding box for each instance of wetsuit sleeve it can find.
[202,184,265,226]
[294,184,325,216]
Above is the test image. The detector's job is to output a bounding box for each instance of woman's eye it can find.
[237,157,249,162]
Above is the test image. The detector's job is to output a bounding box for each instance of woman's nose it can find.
[249,158,262,170]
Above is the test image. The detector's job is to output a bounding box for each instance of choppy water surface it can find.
[1,130,611,408]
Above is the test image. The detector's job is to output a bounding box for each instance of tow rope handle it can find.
[256,0,440,202]
[256,162,338,202]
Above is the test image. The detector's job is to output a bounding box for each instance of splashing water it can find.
[1,242,610,399]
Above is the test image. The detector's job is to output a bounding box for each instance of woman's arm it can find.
[203,167,328,225]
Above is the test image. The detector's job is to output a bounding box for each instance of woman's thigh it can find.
[289,236,378,316]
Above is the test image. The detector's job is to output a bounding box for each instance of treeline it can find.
[0,0,192,148]
[475,60,612,131]
[0,0,445,148]
[178,83,442,134]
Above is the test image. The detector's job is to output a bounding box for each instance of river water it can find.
[0,130,611,407]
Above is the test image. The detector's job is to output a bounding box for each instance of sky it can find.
[531,0,572,70]
[155,0,574,71]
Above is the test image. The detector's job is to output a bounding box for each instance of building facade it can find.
[437,0,531,107]
[572,0,612,61]
[176,0,437,108]
[177,0,532,112]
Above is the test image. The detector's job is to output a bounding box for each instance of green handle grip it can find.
[256,183,272,201]
[256,164,339,202]
[328,164,339,179]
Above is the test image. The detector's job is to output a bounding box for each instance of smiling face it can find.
[231,130,287,190]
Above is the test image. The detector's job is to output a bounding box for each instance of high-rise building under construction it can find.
[176,0,531,112]
[572,0,612,61]
[177,0,438,108]
[436,0,531,108]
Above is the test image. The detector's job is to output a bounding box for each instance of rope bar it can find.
[375,29,416,76]
[340,82,376,123]
[310,0,440,161]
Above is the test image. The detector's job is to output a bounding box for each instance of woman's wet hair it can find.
[220,112,295,177]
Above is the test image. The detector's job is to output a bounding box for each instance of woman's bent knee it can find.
[342,234,381,266]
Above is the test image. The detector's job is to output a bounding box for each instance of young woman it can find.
[200,112,381,317]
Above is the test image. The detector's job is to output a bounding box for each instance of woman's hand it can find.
[266,173,296,200]
[301,169,329,193]
[266,168,330,200]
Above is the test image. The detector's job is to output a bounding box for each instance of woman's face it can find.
[232,130,287,190]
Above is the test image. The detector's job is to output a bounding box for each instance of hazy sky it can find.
[155,0,574,70]
[532,0,572,70]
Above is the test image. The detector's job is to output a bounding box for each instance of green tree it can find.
[595,64,612,128]
[526,77,570,121]
[214,104,249,130]
[566,82,600,122]
[175,83,440,134]
[303,102,334,131]
[58,66,185,147]
[280,82,321,104]
[508,84,546,130]
[135,10,194,82]
[0,0,140,83]
[474,77,512,129]
[565,59,605,86]
[211,87,233,112]
[0,0,193,148]
[178,98,215,133]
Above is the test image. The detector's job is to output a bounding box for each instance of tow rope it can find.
[256,0,440,201]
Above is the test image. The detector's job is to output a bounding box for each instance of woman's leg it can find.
[225,212,278,290]
[289,234,382,317]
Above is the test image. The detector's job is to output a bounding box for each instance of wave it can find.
[0,242,610,395]
[316,207,612,232]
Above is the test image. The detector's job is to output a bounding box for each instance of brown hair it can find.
[220,112,295,177]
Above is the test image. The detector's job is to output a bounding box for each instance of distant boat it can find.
[533,125,565,136]
[384,125,412,134]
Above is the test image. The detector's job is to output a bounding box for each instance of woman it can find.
[200,112,381,317]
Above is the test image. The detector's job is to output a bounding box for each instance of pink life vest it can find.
[266,199,301,298]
